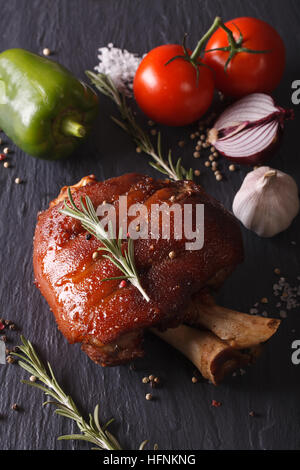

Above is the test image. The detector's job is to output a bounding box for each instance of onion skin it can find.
[209,94,294,166]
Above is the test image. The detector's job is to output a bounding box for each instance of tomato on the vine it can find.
[203,17,285,98]
[133,44,214,126]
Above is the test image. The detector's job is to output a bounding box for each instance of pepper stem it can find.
[61,118,86,138]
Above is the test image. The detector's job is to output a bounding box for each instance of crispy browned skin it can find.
[33,173,243,365]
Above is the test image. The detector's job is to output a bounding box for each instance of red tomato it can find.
[133,45,214,126]
[203,17,285,98]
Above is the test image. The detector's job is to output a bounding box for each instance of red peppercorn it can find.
[119,280,127,288]
[0,153,6,161]
[0,321,5,331]
[211,400,222,408]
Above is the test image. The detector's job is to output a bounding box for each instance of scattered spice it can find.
[249,411,255,417]
[142,376,150,384]
[11,403,19,411]
[30,375,37,382]
[191,376,198,383]
[92,251,99,261]
[168,251,176,260]
[43,48,51,56]
[211,400,222,408]
[3,161,10,168]
[0,153,6,161]
[6,355,15,364]
[14,177,21,184]
[145,393,153,401]
[119,280,127,289]
[3,147,9,154]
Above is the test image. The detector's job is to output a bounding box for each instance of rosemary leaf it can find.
[86,71,193,182]
[60,187,150,302]
[12,336,122,450]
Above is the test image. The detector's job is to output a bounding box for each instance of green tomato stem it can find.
[61,117,86,138]
[190,16,222,61]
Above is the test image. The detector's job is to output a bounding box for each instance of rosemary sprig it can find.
[86,71,193,182]
[12,336,122,450]
[60,187,150,302]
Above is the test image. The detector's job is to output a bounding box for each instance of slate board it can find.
[0,0,300,451]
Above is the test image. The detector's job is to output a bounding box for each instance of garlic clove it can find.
[232,166,299,238]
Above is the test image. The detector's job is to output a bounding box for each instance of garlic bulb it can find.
[233,166,299,237]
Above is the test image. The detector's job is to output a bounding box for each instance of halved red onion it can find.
[208,93,294,165]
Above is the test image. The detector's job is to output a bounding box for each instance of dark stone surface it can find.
[0,0,299,450]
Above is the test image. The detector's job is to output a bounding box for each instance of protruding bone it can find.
[185,293,281,349]
[153,326,252,385]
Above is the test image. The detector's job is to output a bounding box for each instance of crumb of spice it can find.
[3,147,9,154]
[30,375,37,382]
[249,411,255,417]
[142,376,150,384]
[145,393,153,401]
[0,153,6,161]
[211,400,222,408]
[168,251,176,260]
[191,376,198,383]
[0,321,5,331]
[11,403,19,411]
[148,374,155,381]
[3,161,10,168]
[43,48,51,56]
[15,177,21,184]
[6,355,15,364]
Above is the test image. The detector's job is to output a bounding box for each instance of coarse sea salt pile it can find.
[94,43,144,96]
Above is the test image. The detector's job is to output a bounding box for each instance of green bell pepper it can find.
[0,48,99,160]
